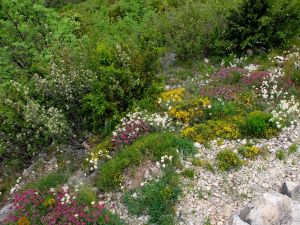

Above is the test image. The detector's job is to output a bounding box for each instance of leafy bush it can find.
[0,0,78,78]
[243,111,274,137]
[216,149,243,171]
[153,0,236,59]
[207,100,240,119]
[0,82,71,164]
[226,0,300,52]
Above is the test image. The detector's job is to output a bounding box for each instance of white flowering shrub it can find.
[33,60,96,128]
[0,80,71,162]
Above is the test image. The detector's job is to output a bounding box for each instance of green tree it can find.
[0,0,78,80]
[226,0,300,52]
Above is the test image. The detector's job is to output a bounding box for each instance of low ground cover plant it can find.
[97,133,195,191]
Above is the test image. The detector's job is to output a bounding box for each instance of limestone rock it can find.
[282,181,300,201]
[230,191,300,225]
[0,203,14,223]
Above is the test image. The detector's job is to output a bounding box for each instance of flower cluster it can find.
[270,95,300,128]
[86,148,111,171]
[33,61,95,103]
[112,112,150,149]
[213,67,247,80]
[200,85,240,101]
[112,111,176,149]
[242,71,271,85]
[168,97,211,124]
[156,155,173,169]
[259,68,286,100]
[5,188,111,225]
[159,88,185,104]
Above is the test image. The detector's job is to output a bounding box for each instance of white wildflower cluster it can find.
[10,177,22,195]
[229,55,247,67]
[119,110,176,132]
[156,155,173,169]
[61,192,71,205]
[144,112,176,131]
[259,68,285,100]
[85,148,111,171]
[244,64,259,72]
[61,186,73,204]
[270,95,300,128]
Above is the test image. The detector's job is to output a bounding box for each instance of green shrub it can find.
[226,0,300,52]
[216,149,243,171]
[26,172,68,192]
[243,111,274,137]
[123,169,181,225]
[208,101,240,119]
[152,0,236,59]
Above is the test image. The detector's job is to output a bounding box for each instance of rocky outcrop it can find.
[230,182,300,225]
[0,203,14,223]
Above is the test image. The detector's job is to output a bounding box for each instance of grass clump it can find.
[77,186,97,206]
[181,168,195,179]
[97,133,195,191]
[216,149,243,171]
[288,143,298,155]
[123,169,181,225]
[276,149,286,160]
[26,172,68,192]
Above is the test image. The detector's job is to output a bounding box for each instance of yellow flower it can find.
[43,198,55,207]
[160,88,185,103]
[17,217,30,225]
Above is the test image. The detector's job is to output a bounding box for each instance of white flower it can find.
[91,201,95,205]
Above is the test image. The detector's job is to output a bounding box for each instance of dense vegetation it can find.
[1,0,300,224]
